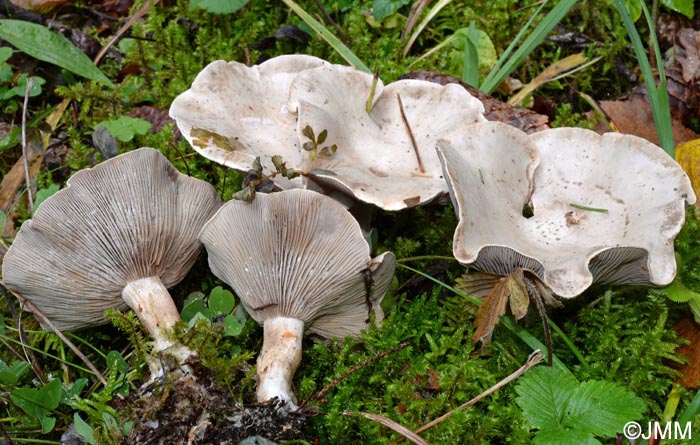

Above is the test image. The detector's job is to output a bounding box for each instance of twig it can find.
[297,342,408,409]
[394,350,543,441]
[1,280,108,386]
[396,93,425,174]
[21,77,34,215]
[93,0,160,65]
[314,0,349,44]
[0,420,15,445]
[0,280,46,383]
[524,275,553,366]
[345,410,429,445]
[402,0,432,41]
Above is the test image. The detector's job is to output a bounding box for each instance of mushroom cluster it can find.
[199,189,395,408]
[437,121,696,298]
[2,148,222,375]
[170,55,485,210]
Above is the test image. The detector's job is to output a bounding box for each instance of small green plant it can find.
[97,116,152,143]
[301,125,337,166]
[515,365,646,444]
[181,286,246,339]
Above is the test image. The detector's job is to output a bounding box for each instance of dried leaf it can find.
[344,410,429,445]
[455,271,502,299]
[232,186,255,202]
[677,28,700,83]
[472,276,510,346]
[507,271,530,321]
[251,156,263,176]
[676,138,700,207]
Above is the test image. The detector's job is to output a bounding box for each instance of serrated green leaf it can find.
[655,278,700,303]
[566,380,645,437]
[190,0,249,14]
[534,428,600,445]
[74,413,97,445]
[515,366,579,430]
[99,116,151,142]
[209,286,235,317]
[660,0,693,18]
[0,20,113,87]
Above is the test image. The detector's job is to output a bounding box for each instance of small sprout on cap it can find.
[199,189,395,409]
[1,148,222,378]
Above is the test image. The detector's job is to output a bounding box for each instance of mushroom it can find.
[288,63,486,210]
[169,55,330,190]
[198,189,395,408]
[437,121,696,298]
[170,55,486,210]
[1,148,222,372]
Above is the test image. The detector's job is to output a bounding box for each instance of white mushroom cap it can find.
[437,122,696,298]
[198,189,395,405]
[169,55,330,189]
[289,64,486,210]
[1,148,222,331]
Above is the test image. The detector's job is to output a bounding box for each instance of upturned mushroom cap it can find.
[289,64,486,210]
[437,121,696,298]
[198,189,395,337]
[169,55,329,189]
[1,148,222,330]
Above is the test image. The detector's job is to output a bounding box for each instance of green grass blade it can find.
[461,22,480,87]
[611,0,674,155]
[481,0,577,94]
[281,0,371,73]
[677,389,700,424]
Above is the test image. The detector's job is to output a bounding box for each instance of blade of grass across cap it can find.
[481,0,577,94]
[398,263,571,372]
[281,0,370,73]
[611,0,673,155]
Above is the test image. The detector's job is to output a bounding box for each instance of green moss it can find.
[559,292,683,416]
[298,291,532,443]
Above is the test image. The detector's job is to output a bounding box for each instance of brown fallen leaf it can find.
[675,138,700,209]
[673,318,700,388]
[472,275,510,347]
[595,96,699,146]
[677,28,700,83]
[508,269,530,321]
[401,71,549,133]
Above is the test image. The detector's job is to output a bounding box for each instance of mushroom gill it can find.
[198,189,395,408]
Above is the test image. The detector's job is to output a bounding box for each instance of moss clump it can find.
[298,291,532,444]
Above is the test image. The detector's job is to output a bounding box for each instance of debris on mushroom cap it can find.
[289,64,486,210]
[169,55,330,190]
[1,148,222,331]
[437,121,696,298]
[199,188,394,336]
[198,189,395,405]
